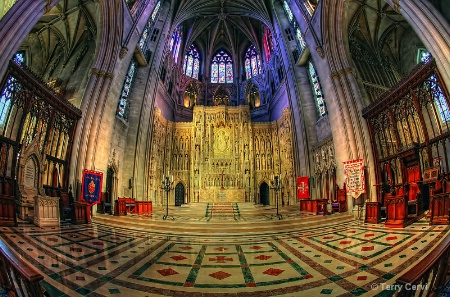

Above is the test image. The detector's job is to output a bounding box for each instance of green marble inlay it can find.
[75,287,91,295]
[329,275,343,282]
[100,276,113,282]
[236,244,255,284]
[350,287,368,296]
[359,265,371,271]
[320,288,333,294]
[108,288,121,294]
[41,280,71,297]
[381,273,396,280]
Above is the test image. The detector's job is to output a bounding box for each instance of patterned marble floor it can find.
[0,204,448,297]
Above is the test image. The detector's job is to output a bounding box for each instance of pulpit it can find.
[72,201,91,224]
[365,201,381,224]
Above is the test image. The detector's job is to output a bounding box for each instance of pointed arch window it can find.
[418,49,449,122]
[1,51,26,128]
[418,48,432,64]
[183,44,200,79]
[308,61,326,117]
[245,45,262,79]
[283,1,294,22]
[13,51,26,66]
[138,1,160,50]
[211,50,233,83]
[283,1,306,51]
[169,26,182,63]
[117,59,137,120]
[263,28,273,62]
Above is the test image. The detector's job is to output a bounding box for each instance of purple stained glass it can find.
[257,56,262,73]
[211,63,219,83]
[219,62,226,83]
[211,50,232,83]
[186,56,193,77]
[183,45,200,79]
[169,26,182,63]
[245,59,251,79]
[183,55,188,73]
[193,59,199,79]
[245,45,261,78]
[251,56,258,76]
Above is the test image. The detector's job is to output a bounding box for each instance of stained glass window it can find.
[418,48,432,64]
[13,51,26,66]
[151,1,160,20]
[308,61,327,117]
[244,45,261,79]
[283,1,294,22]
[432,76,450,122]
[263,28,273,62]
[0,76,18,128]
[419,49,450,122]
[295,27,306,50]
[138,1,160,50]
[284,1,307,51]
[182,44,200,79]
[211,50,233,83]
[245,59,251,80]
[169,26,182,63]
[117,59,137,120]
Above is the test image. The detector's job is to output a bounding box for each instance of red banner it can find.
[297,177,310,199]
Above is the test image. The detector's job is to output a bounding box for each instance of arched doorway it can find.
[175,183,184,206]
[260,182,270,206]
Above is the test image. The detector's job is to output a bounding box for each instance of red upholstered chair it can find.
[406,166,422,215]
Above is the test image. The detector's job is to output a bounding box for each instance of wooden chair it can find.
[331,186,347,213]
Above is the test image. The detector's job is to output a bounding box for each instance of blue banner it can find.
[81,170,103,205]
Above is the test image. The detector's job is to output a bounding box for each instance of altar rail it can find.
[0,240,46,296]
[395,234,450,296]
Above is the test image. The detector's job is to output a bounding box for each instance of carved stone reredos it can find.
[18,138,47,198]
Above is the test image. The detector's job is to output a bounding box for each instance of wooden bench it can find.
[114,197,135,216]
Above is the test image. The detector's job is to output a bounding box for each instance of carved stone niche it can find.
[17,140,60,227]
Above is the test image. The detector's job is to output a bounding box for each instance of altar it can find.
[200,189,246,202]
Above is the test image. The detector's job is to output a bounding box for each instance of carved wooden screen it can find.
[363,60,450,202]
[0,61,81,195]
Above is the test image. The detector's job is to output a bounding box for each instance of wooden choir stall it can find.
[425,168,450,225]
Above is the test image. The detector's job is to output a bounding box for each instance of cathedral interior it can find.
[0,0,449,296]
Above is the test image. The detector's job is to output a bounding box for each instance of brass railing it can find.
[0,240,45,297]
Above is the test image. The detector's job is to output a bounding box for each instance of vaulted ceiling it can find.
[168,0,274,61]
